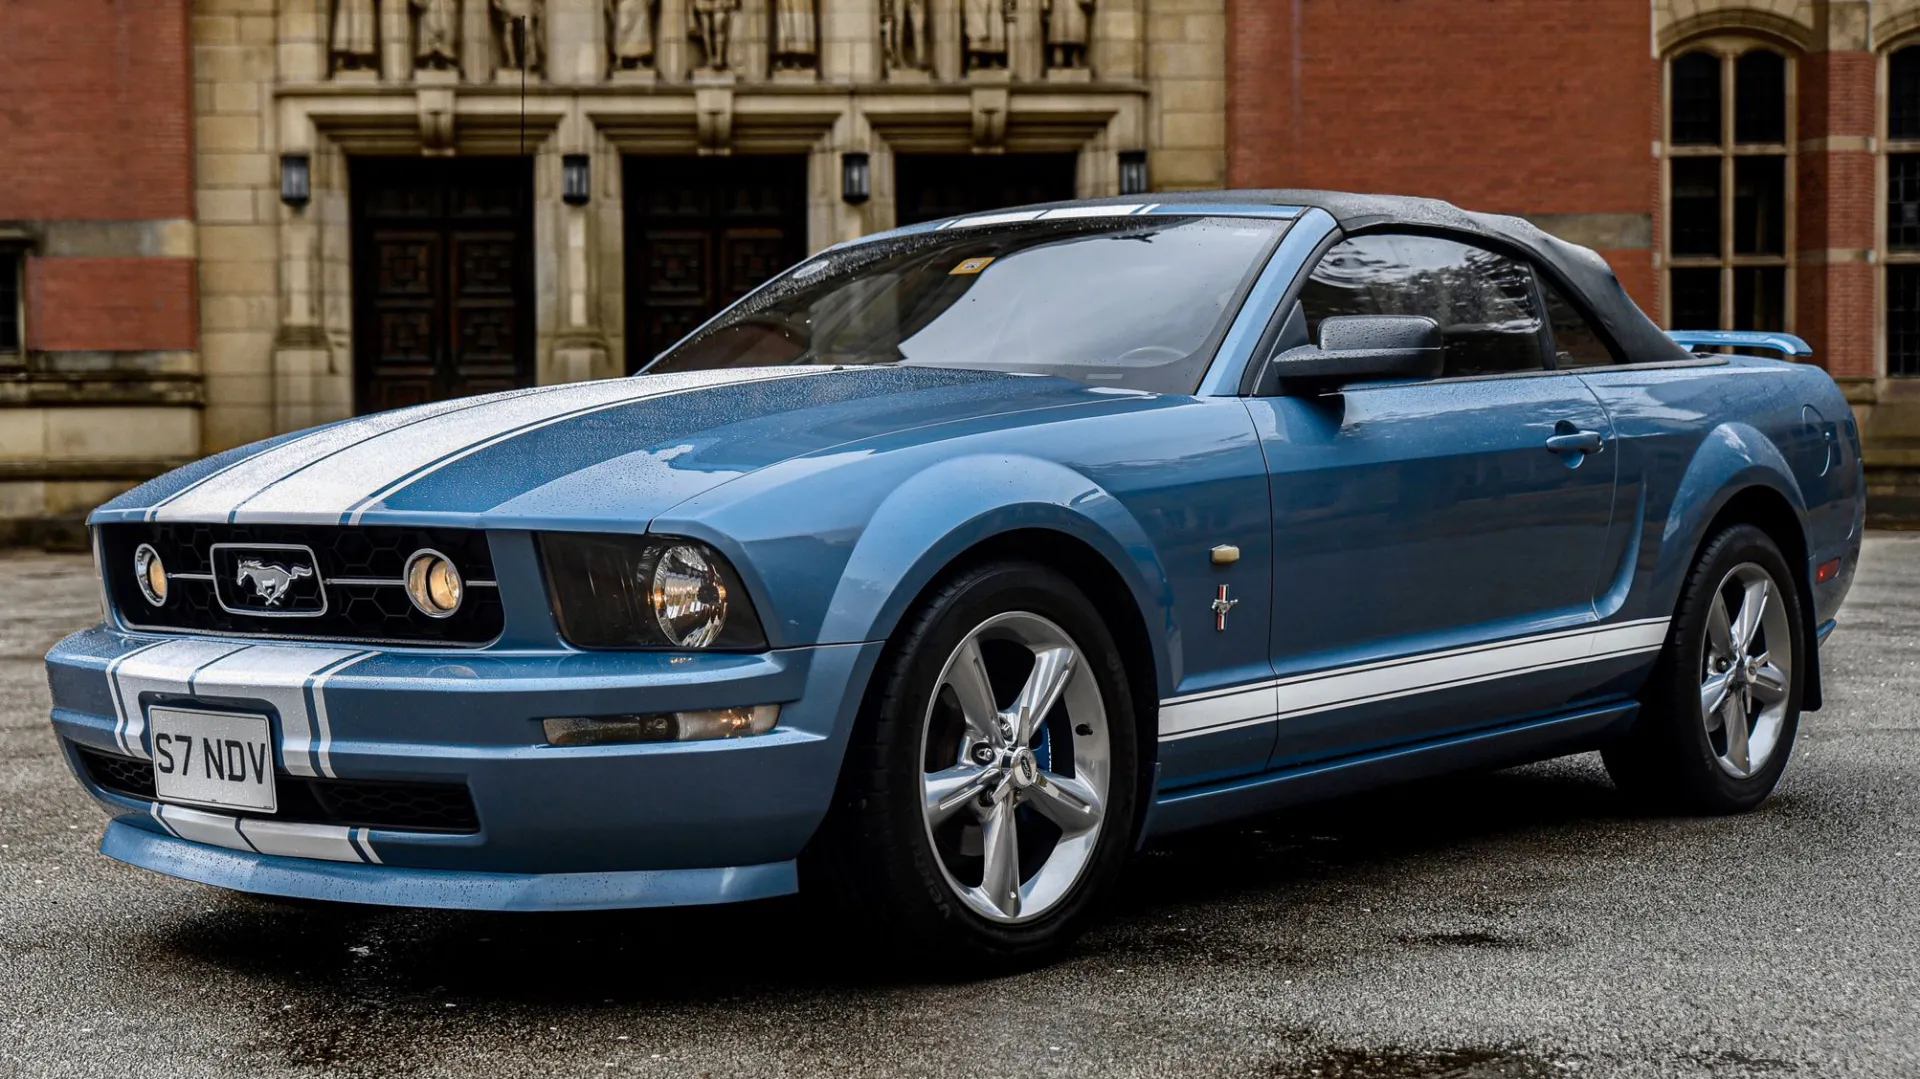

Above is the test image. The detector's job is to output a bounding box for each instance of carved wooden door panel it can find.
[352,158,534,413]
[625,156,808,372]
[894,153,1079,226]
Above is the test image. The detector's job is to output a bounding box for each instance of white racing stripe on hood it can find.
[154,368,822,524]
[149,385,557,523]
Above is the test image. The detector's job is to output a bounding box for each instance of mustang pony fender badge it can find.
[1211,584,1238,631]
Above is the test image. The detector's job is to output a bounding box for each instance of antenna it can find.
[516,15,527,156]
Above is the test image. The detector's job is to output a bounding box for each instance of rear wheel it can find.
[1604,523,1804,813]
[810,562,1138,966]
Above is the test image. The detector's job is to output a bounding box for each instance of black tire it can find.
[805,561,1140,968]
[1604,523,1805,814]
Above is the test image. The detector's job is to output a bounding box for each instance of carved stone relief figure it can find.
[882,0,929,73]
[771,0,816,70]
[690,0,741,73]
[611,0,656,70]
[412,0,461,69]
[331,0,379,72]
[1043,0,1092,69]
[963,0,1011,71]
[493,0,544,73]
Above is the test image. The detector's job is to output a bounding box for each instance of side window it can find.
[1540,278,1621,368]
[1300,233,1549,377]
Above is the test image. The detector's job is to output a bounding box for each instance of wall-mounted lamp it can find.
[280,153,312,208]
[841,152,871,205]
[1118,150,1149,197]
[562,154,591,206]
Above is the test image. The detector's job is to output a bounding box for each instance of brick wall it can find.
[1226,0,1659,313]
[0,0,199,544]
[0,0,198,356]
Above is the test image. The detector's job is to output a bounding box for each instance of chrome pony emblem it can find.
[235,559,314,607]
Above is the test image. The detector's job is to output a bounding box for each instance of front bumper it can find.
[47,626,883,908]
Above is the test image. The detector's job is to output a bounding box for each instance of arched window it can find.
[1885,45,1920,377]
[1664,42,1794,332]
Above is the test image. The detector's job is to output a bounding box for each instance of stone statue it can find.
[493,0,544,73]
[963,0,1011,71]
[881,0,929,73]
[1043,0,1093,69]
[611,0,655,70]
[412,0,460,70]
[331,0,379,72]
[771,0,816,70]
[690,0,740,72]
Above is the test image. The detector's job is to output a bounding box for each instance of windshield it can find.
[643,215,1290,393]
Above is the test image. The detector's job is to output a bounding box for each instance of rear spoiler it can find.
[1666,330,1813,358]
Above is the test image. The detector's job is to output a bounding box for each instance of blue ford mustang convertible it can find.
[47,191,1863,962]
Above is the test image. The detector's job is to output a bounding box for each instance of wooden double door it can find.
[894,153,1079,226]
[351,158,535,413]
[625,155,809,372]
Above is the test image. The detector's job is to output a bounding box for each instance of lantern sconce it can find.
[841,152,871,206]
[562,154,592,206]
[1118,150,1149,197]
[280,153,312,208]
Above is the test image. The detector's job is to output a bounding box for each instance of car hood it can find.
[96,366,1135,529]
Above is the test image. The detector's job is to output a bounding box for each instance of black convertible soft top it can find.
[1026,189,1694,365]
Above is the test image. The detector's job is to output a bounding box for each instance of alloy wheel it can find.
[1699,562,1794,779]
[918,611,1110,924]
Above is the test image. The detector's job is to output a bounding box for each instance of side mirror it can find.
[1263,315,1443,392]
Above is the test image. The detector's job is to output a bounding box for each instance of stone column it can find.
[280,0,329,83]
[379,0,412,82]
[545,108,615,385]
[547,0,608,83]
[1796,1,1875,394]
[932,0,961,81]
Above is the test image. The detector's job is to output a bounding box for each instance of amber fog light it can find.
[543,705,779,746]
[133,543,168,607]
[404,549,464,618]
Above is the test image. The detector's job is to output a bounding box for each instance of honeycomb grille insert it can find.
[97,523,503,646]
[76,744,481,834]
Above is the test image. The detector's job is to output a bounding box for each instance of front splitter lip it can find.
[102,820,798,912]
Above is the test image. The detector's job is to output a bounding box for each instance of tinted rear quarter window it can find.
[1300,233,1548,377]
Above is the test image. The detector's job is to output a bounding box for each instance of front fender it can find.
[814,454,1176,696]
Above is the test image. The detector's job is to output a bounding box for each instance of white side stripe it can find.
[1159,618,1671,741]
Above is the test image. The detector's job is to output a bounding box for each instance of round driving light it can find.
[650,544,728,648]
[133,543,167,607]
[404,549,463,618]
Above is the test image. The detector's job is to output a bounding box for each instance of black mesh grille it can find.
[76,744,480,834]
[79,747,156,799]
[97,523,503,645]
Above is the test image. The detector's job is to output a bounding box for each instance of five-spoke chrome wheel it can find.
[918,611,1109,924]
[1699,562,1794,779]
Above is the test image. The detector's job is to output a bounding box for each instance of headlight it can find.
[537,533,767,650]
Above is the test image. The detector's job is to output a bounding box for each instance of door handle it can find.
[1545,430,1604,455]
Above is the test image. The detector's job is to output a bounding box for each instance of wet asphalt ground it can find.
[1,536,1916,1079]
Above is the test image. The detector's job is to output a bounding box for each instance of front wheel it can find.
[1604,523,1805,813]
[809,562,1139,966]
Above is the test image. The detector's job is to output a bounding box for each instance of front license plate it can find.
[149,706,277,813]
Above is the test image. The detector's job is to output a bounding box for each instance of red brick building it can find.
[5,0,1920,537]
[1228,0,1919,522]
[0,1,200,544]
